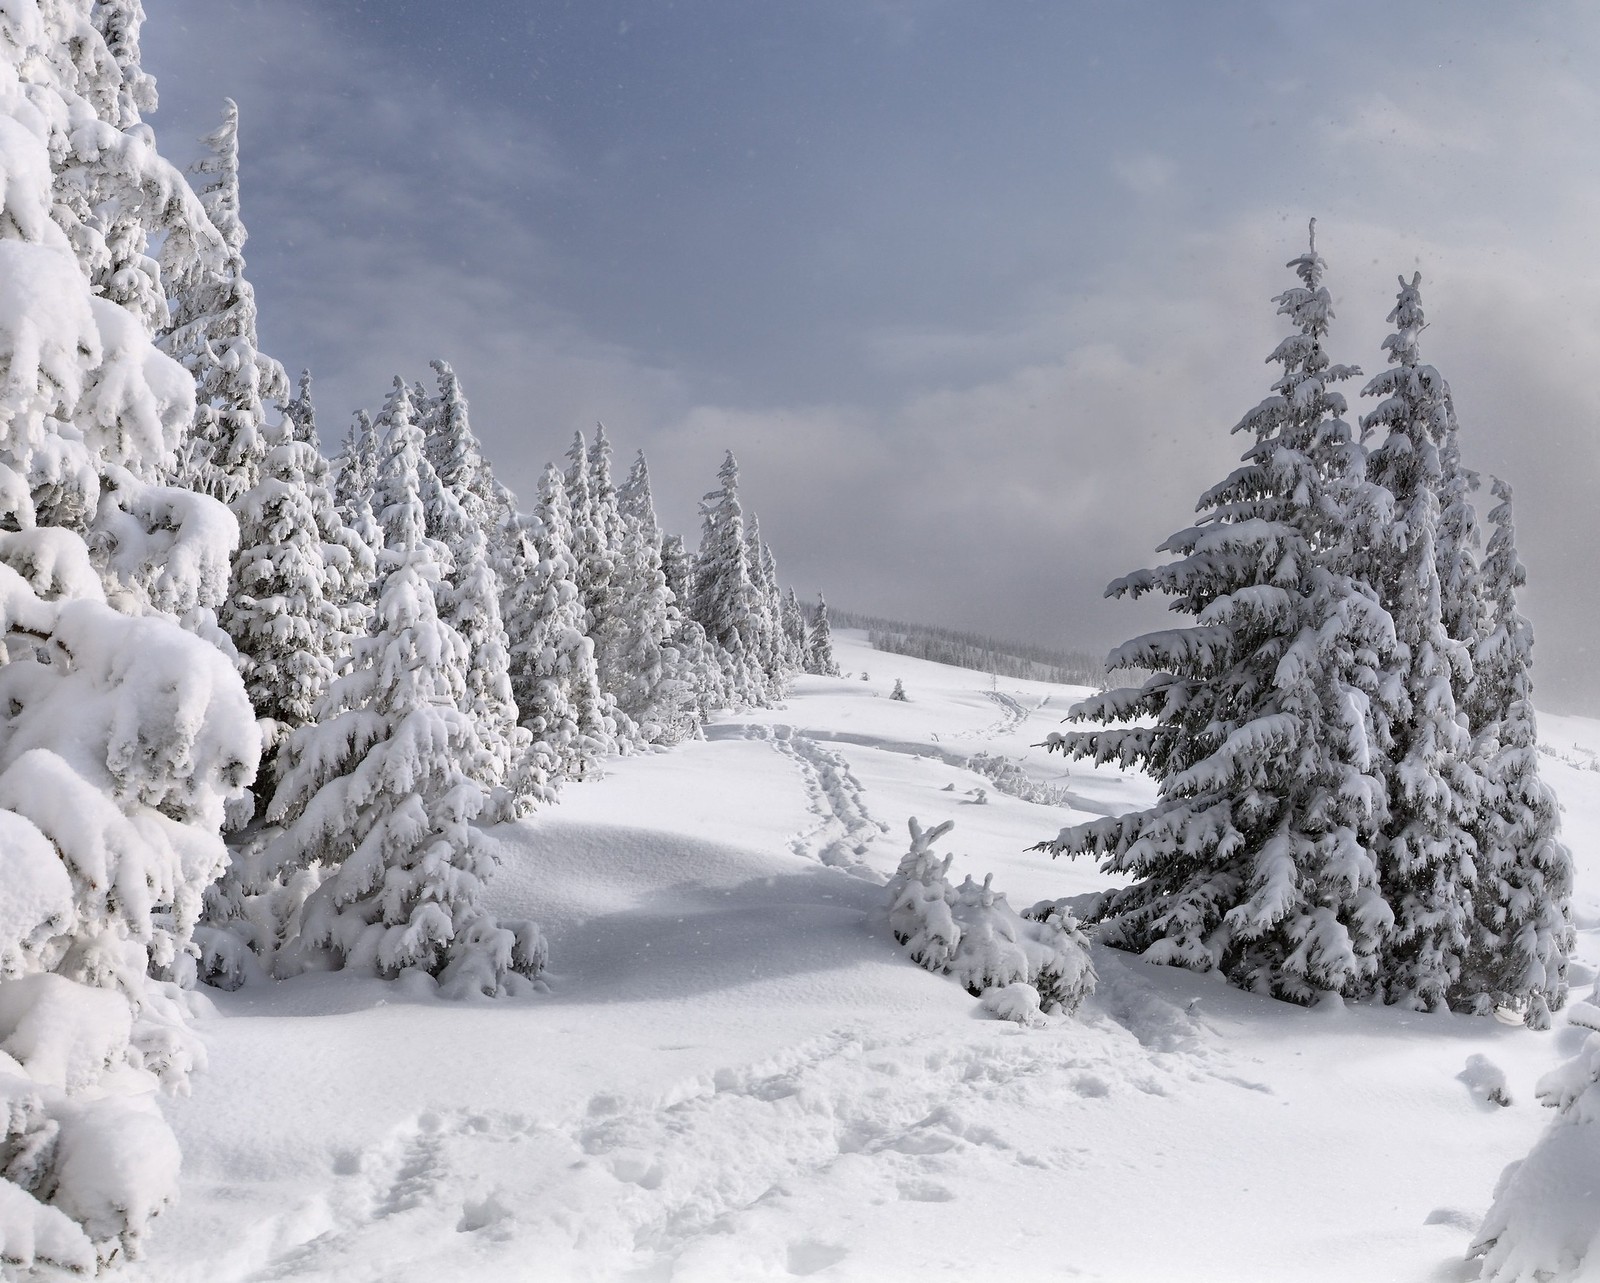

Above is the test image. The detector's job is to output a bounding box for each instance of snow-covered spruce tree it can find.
[505,462,611,779]
[422,359,501,536]
[220,420,347,757]
[0,8,264,1264]
[413,364,528,814]
[1036,226,1400,1003]
[611,451,699,744]
[691,450,770,705]
[160,98,288,505]
[661,528,727,714]
[217,379,371,765]
[662,529,694,607]
[198,395,374,988]
[568,424,644,743]
[744,515,787,699]
[1456,480,1572,1025]
[562,430,601,604]
[285,366,316,444]
[334,408,384,577]
[84,0,162,331]
[781,585,809,669]
[806,592,841,677]
[1356,273,1483,1012]
[261,380,544,996]
[1436,405,1487,695]
[281,377,373,654]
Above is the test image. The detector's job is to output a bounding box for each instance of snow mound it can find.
[978,982,1045,1026]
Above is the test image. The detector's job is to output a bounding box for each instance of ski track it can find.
[237,961,1240,1282]
[740,724,889,877]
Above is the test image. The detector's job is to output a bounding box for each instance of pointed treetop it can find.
[1382,271,1427,369]
[375,377,428,553]
[1285,216,1324,292]
[285,368,316,444]
[193,98,245,255]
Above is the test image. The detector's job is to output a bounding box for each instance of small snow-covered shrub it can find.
[886,818,1096,1014]
[1471,999,1600,1281]
[966,750,1071,807]
[886,818,960,973]
[890,678,908,701]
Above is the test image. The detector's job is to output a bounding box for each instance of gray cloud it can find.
[142,1,1600,712]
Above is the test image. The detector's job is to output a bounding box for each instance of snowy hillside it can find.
[124,631,1600,1283]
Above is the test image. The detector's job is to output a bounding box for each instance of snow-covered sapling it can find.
[887,819,1095,1014]
[886,818,961,973]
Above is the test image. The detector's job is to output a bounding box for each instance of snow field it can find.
[127,633,1600,1282]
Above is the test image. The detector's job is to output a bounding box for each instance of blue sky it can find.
[144,1,1600,709]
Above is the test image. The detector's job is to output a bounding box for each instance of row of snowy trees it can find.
[162,118,849,989]
[0,0,846,1264]
[1040,223,1571,1026]
[197,374,840,992]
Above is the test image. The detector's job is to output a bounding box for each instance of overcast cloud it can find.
[143,1,1600,711]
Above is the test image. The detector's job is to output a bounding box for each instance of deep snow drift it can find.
[123,631,1600,1282]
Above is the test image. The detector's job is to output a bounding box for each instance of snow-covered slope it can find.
[127,631,1600,1282]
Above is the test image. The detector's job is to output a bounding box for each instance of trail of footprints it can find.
[981,689,1031,738]
[744,724,889,877]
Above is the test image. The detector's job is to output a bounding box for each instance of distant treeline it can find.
[828,608,1119,687]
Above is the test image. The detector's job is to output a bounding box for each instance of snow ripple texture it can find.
[223,967,1227,1283]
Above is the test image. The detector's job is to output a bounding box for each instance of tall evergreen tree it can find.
[333,409,383,578]
[1036,226,1399,1002]
[1436,406,1487,714]
[781,586,810,669]
[806,593,841,678]
[691,450,767,705]
[410,366,526,810]
[505,464,610,778]
[0,10,263,1260]
[285,367,317,444]
[264,380,542,995]
[221,420,347,754]
[423,360,498,532]
[1458,481,1572,1025]
[161,99,288,504]
[658,530,725,717]
[662,531,694,607]
[612,452,699,743]
[744,515,786,698]
[1357,273,1481,1011]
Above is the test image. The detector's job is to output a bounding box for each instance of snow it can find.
[122,631,1600,1280]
